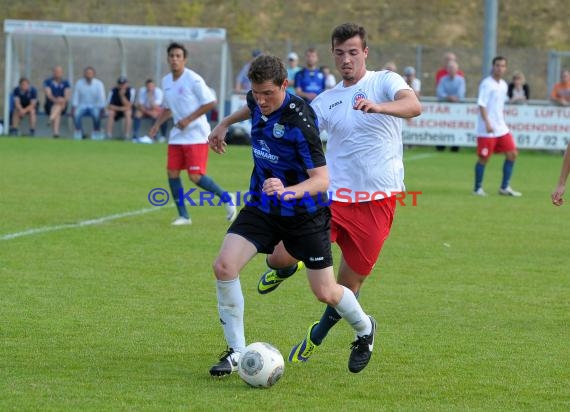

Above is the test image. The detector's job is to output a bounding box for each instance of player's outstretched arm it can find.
[209,105,251,154]
[552,143,570,206]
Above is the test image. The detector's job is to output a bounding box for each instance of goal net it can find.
[3,19,232,135]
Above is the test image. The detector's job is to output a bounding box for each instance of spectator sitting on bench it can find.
[133,79,166,143]
[10,77,38,137]
[43,65,71,138]
[105,76,134,140]
[71,66,106,140]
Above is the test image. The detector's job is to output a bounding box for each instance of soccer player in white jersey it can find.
[256,23,421,369]
[150,42,237,225]
[473,56,522,197]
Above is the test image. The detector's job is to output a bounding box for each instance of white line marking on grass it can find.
[0,207,161,241]
[405,153,436,161]
[2,153,435,242]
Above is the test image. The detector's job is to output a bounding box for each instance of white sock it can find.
[216,278,246,352]
[334,286,372,337]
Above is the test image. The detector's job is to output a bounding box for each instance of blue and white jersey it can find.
[246,91,326,216]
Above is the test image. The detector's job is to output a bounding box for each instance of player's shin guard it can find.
[216,278,246,353]
[310,305,342,345]
[311,291,358,344]
[501,159,514,189]
[168,177,189,218]
[333,286,371,337]
[474,162,486,191]
[197,175,225,199]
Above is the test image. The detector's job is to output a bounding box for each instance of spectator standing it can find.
[294,48,326,102]
[286,52,301,94]
[403,66,421,97]
[435,60,465,152]
[105,76,134,140]
[436,60,466,102]
[235,49,263,93]
[507,71,530,104]
[10,77,38,136]
[550,69,570,106]
[321,65,337,89]
[435,52,465,86]
[43,65,71,138]
[71,66,106,140]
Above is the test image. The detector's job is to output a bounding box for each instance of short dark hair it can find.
[18,77,29,85]
[492,56,507,65]
[248,55,287,86]
[145,79,154,85]
[167,42,187,58]
[331,23,367,50]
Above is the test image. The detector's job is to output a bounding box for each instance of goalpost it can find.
[3,19,232,135]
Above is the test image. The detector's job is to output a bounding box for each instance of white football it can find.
[237,342,284,388]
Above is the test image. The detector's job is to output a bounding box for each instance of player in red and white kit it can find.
[256,23,421,369]
[150,42,237,225]
[473,56,522,197]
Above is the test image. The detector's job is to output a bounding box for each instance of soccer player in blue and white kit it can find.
[256,23,422,370]
[207,55,376,376]
[150,42,236,225]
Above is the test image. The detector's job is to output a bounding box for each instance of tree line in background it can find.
[3,0,570,49]
[1,0,569,108]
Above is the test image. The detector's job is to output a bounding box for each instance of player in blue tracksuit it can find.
[207,54,376,377]
[294,48,326,102]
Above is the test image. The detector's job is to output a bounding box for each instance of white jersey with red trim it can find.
[476,76,509,138]
[161,68,216,145]
[311,70,411,201]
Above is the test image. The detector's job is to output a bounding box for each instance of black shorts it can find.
[44,101,67,116]
[228,205,333,270]
[110,109,127,120]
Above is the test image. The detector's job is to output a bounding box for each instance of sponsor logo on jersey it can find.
[259,140,270,152]
[352,90,367,107]
[329,100,342,110]
[253,140,279,163]
[273,123,285,138]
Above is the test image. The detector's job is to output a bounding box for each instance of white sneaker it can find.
[73,130,82,140]
[473,188,487,196]
[171,217,192,226]
[225,193,237,222]
[157,136,167,143]
[498,186,522,197]
[138,135,154,144]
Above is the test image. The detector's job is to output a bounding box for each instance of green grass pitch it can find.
[1,137,569,411]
